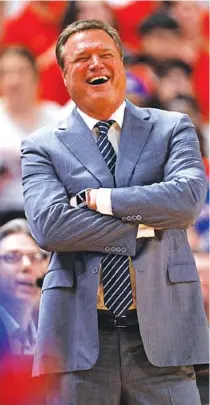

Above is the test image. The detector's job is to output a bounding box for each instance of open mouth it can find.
[87,76,109,85]
[17,281,34,288]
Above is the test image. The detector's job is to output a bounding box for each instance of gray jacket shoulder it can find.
[126,100,193,129]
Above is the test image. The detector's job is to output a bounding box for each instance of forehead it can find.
[64,29,119,55]
[0,233,39,252]
[0,53,33,70]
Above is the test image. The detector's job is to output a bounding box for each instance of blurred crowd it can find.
[0,1,209,404]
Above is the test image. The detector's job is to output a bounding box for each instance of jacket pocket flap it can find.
[42,269,74,290]
[168,263,199,283]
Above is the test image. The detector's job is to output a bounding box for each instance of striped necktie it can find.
[94,120,133,316]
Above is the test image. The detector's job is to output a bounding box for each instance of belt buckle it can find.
[114,315,127,328]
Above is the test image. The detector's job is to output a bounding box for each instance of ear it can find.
[60,68,68,87]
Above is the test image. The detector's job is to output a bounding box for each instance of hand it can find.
[86,189,98,210]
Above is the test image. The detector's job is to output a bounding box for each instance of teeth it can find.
[89,76,108,84]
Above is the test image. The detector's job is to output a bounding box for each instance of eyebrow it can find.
[71,47,114,58]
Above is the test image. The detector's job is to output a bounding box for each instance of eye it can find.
[76,56,89,62]
[101,53,113,58]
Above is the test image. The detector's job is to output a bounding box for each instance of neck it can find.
[81,99,124,120]
[5,98,35,117]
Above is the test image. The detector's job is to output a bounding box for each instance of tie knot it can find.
[94,120,115,137]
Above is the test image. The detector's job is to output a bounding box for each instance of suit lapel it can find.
[56,108,114,188]
[115,104,153,187]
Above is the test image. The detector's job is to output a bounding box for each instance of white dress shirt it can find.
[76,102,155,238]
[77,101,125,215]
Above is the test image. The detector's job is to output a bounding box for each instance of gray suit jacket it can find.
[21,101,209,376]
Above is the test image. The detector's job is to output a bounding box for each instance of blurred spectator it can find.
[161,1,209,123]
[167,94,208,156]
[61,1,117,29]
[0,218,48,354]
[167,94,209,254]
[0,314,10,363]
[162,1,208,55]
[0,47,61,225]
[144,59,193,110]
[2,1,69,104]
[0,219,48,405]
[0,1,6,39]
[138,13,183,61]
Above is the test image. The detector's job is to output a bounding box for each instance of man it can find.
[0,218,48,355]
[0,219,48,405]
[21,19,208,405]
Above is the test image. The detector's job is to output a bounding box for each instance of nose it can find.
[20,255,33,271]
[88,54,104,70]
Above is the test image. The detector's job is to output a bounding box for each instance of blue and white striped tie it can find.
[94,120,133,316]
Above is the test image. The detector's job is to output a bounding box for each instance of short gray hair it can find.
[55,19,124,70]
[0,219,31,244]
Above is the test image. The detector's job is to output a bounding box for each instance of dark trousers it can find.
[45,319,201,405]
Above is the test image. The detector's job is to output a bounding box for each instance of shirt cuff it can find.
[96,188,113,215]
[137,225,155,238]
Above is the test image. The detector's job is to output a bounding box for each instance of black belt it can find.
[97,309,139,329]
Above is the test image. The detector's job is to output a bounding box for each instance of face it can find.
[0,233,48,303]
[62,29,126,119]
[0,53,37,106]
[77,2,115,26]
[33,1,67,23]
[171,1,201,32]
[157,69,193,103]
[141,30,181,61]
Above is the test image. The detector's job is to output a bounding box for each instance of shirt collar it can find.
[77,100,126,131]
[0,305,36,343]
[0,305,20,337]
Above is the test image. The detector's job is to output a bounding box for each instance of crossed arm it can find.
[86,115,207,229]
[21,115,206,254]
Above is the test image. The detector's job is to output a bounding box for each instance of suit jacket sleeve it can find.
[21,137,137,254]
[111,114,207,229]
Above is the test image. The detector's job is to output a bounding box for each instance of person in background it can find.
[162,1,208,56]
[61,0,117,29]
[144,59,194,110]
[167,94,209,256]
[159,1,209,123]
[0,218,48,354]
[0,218,48,405]
[166,94,208,156]
[21,19,208,405]
[0,46,61,225]
[0,1,6,40]
[138,13,185,62]
[1,0,69,105]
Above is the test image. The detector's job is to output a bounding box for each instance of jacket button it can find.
[126,216,132,221]
[105,246,111,252]
[132,215,137,220]
[136,215,142,220]
[122,216,127,221]
[110,247,116,252]
[92,267,98,274]
[115,247,121,253]
[121,247,126,253]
